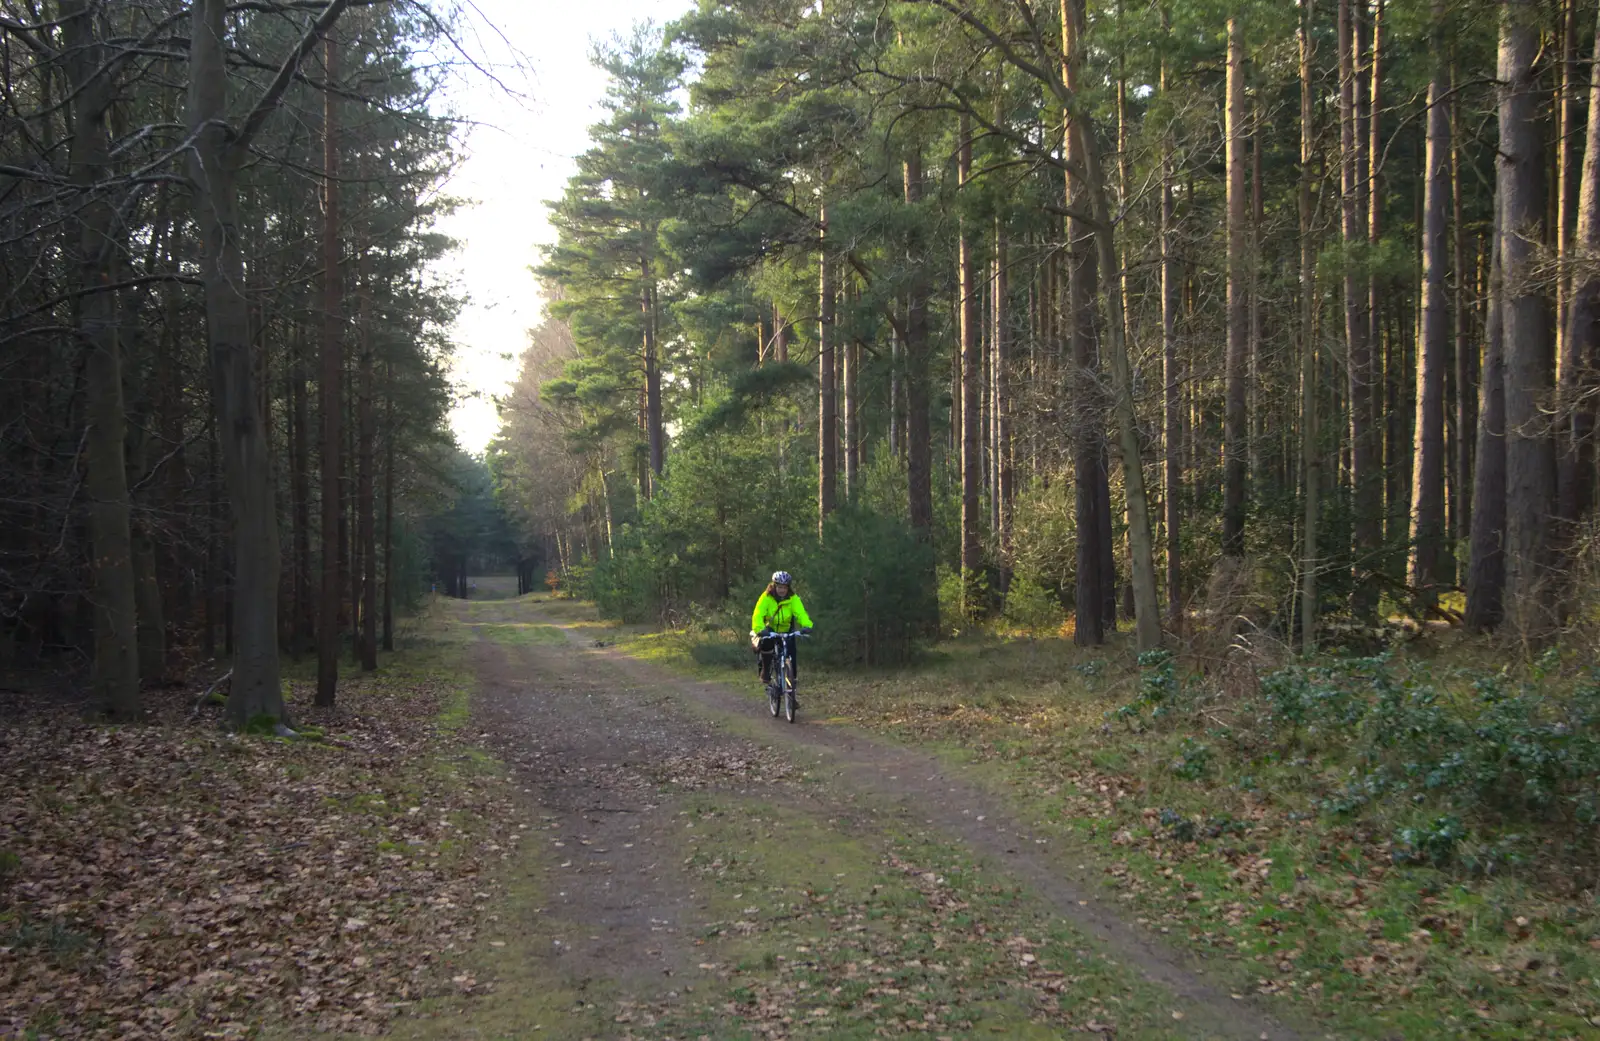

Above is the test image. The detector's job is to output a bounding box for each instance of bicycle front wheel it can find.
[783,661,798,724]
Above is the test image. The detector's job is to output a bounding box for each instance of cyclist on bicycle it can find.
[750,571,813,685]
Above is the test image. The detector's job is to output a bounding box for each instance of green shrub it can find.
[1170,737,1212,780]
[1008,481,1075,606]
[793,503,938,667]
[1116,649,1183,724]
[935,566,965,636]
[1001,571,1064,636]
[1393,815,1466,866]
[1260,656,1600,833]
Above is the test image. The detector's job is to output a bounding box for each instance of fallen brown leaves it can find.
[0,668,516,1040]
[652,748,796,791]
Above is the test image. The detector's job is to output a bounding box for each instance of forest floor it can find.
[6,587,1597,1040]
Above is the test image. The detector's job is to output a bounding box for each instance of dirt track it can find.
[452,584,1313,1040]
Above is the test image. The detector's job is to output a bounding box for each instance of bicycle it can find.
[757,629,809,723]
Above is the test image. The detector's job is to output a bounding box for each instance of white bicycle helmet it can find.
[771,570,793,585]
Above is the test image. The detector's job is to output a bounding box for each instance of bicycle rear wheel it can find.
[767,674,781,717]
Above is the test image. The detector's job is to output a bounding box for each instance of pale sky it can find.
[436,0,693,454]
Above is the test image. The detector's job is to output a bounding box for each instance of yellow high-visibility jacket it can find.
[751,591,813,635]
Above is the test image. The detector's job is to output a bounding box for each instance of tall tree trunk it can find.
[1369,0,1386,501]
[186,0,343,726]
[1299,0,1321,653]
[344,396,356,651]
[643,266,664,488]
[1224,16,1248,559]
[131,515,165,685]
[1161,44,1182,627]
[904,156,935,549]
[124,274,168,684]
[994,221,1013,590]
[1498,2,1557,642]
[1452,86,1475,558]
[1116,64,1136,622]
[1249,107,1265,488]
[889,321,903,458]
[1063,0,1103,647]
[157,258,192,631]
[290,324,313,655]
[1556,0,1580,380]
[1341,0,1381,615]
[958,112,982,617]
[844,338,860,498]
[382,358,395,653]
[357,263,377,671]
[818,205,838,534]
[1467,175,1509,629]
[1097,443,1117,628]
[316,31,342,707]
[64,0,140,718]
[203,418,218,660]
[1410,3,1450,602]
[127,386,167,684]
[1560,4,1600,535]
[1062,0,1161,650]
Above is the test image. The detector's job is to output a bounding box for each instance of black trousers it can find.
[756,634,799,683]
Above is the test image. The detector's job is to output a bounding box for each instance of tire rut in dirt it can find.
[465,630,798,999]
[523,609,1309,1041]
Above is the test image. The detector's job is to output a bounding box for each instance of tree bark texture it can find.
[993,222,1013,587]
[958,112,982,617]
[1410,7,1449,599]
[317,31,342,707]
[1556,0,1580,377]
[1557,3,1600,538]
[1223,16,1248,559]
[844,339,860,498]
[188,0,347,727]
[904,156,935,546]
[1064,0,1103,647]
[1452,91,1476,553]
[1063,0,1162,650]
[64,0,140,719]
[382,357,395,653]
[358,266,377,672]
[643,269,664,486]
[1497,2,1557,642]
[1299,0,1321,652]
[1161,46,1182,627]
[1466,191,1508,630]
[290,326,313,655]
[1341,0,1381,616]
